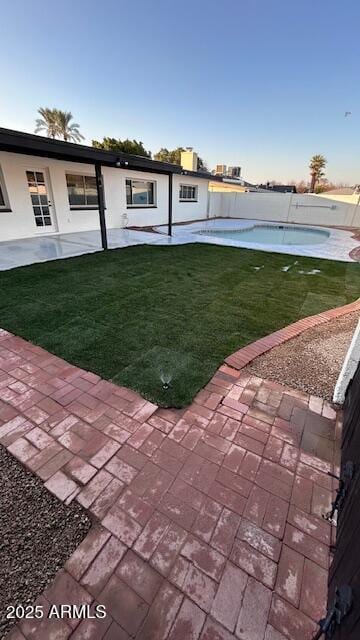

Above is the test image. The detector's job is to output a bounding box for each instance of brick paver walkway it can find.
[0,329,340,640]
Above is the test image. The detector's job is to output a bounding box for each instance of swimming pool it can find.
[199,224,330,246]
[154,219,358,262]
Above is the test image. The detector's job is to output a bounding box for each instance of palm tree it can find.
[54,110,84,143]
[309,154,327,193]
[35,108,84,142]
[35,107,59,138]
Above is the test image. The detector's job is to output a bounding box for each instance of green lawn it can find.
[0,245,359,407]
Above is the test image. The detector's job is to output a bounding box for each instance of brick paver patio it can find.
[0,325,343,640]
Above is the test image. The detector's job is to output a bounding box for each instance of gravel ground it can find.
[0,446,91,639]
[246,312,359,401]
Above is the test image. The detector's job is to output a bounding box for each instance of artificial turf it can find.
[0,244,359,407]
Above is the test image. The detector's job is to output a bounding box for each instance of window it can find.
[0,166,10,211]
[66,174,98,208]
[179,184,198,202]
[126,179,156,207]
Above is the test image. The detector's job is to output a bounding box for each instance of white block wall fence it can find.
[208,191,360,229]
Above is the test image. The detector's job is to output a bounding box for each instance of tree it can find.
[92,137,151,158]
[196,156,208,172]
[315,180,351,194]
[55,111,84,142]
[309,154,327,193]
[35,108,84,142]
[314,178,329,194]
[294,180,309,193]
[154,147,183,165]
[154,147,208,172]
[35,108,59,139]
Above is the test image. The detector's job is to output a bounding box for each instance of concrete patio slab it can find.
[0,228,164,271]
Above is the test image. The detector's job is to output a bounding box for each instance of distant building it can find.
[209,176,255,193]
[209,181,247,193]
[214,164,227,176]
[213,165,242,179]
[227,166,241,178]
[258,183,297,193]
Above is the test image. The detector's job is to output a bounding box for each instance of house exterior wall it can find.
[104,166,169,229]
[173,175,209,223]
[208,191,360,228]
[0,151,209,241]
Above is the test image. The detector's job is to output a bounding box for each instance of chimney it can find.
[181,147,198,172]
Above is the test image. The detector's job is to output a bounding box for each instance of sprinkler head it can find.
[162,382,170,390]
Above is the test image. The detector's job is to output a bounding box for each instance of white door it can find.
[26,170,57,231]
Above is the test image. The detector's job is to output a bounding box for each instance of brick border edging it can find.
[349,230,360,261]
[223,298,360,371]
[349,245,360,261]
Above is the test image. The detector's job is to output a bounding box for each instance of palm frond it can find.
[34,107,59,138]
[34,107,84,142]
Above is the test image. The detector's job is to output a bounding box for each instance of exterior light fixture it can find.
[115,159,129,168]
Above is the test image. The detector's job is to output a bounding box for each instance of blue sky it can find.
[0,0,359,183]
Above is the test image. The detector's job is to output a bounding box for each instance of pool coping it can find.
[197,222,331,241]
[223,298,360,373]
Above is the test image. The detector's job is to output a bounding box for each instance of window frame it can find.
[0,165,11,212]
[179,183,198,202]
[65,172,100,210]
[126,178,157,208]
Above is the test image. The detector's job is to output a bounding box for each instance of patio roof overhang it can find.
[0,128,222,182]
[0,127,182,175]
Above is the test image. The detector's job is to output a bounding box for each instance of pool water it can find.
[199,224,330,246]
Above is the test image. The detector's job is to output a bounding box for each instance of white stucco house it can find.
[0,129,217,245]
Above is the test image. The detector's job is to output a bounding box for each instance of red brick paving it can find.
[0,324,346,639]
